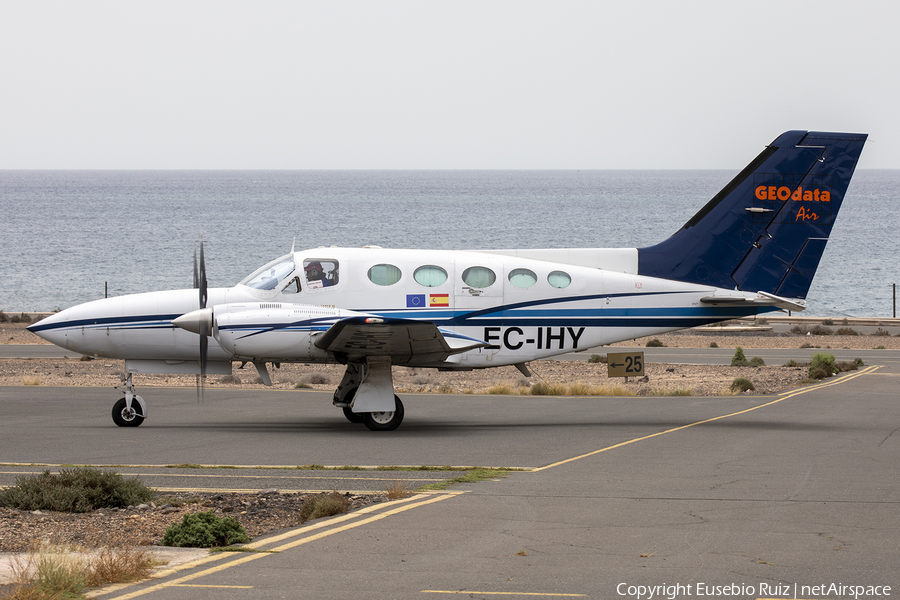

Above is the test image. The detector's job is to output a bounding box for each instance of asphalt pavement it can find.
[0,360,897,599]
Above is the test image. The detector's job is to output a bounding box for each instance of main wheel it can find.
[112,397,145,427]
[363,395,404,431]
[340,387,365,423]
[342,406,365,424]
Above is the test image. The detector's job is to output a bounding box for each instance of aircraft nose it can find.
[26,309,70,346]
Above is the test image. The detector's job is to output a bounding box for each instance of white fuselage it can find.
[32,247,772,370]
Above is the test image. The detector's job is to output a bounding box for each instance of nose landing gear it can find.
[112,373,146,427]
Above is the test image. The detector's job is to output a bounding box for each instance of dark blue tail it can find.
[638,131,867,299]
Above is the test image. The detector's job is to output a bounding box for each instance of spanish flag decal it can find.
[429,294,449,307]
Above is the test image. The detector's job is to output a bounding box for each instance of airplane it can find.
[28,130,867,431]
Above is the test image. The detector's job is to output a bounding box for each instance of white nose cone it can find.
[172,308,213,336]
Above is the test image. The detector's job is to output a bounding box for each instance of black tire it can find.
[342,406,365,424]
[112,397,144,427]
[340,387,365,423]
[363,395,404,431]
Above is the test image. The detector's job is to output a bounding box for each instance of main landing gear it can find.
[333,359,405,431]
[112,373,146,427]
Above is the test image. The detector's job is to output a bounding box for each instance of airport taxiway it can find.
[1,363,898,598]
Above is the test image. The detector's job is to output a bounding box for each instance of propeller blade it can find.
[198,238,208,311]
[193,245,199,289]
[200,334,208,378]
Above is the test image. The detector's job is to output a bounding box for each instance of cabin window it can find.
[303,259,339,289]
[508,268,537,288]
[548,270,571,289]
[462,266,496,288]
[414,265,448,287]
[241,255,297,290]
[368,264,402,286]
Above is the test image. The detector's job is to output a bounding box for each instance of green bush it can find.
[0,468,154,513]
[730,378,755,393]
[835,327,859,336]
[748,356,766,367]
[808,352,838,380]
[645,338,665,347]
[588,354,606,364]
[731,346,749,367]
[161,511,250,547]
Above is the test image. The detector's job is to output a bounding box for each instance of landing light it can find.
[365,318,384,324]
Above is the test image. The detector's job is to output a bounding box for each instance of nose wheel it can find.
[112,397,145,427]
[112,372,146,427]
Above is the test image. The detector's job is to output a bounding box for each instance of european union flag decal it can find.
[406,294,426,308]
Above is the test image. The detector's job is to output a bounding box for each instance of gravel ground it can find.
[3,322,896,397]
[0,491,382,554]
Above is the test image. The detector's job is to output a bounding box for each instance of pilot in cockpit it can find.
[304,261,336,288]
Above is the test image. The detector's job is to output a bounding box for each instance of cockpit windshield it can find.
[240,255,297,290]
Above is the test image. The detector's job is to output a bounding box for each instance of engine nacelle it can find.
[211,303,362,362]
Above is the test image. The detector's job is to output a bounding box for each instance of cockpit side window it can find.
[303,259,339,289]
[240,255,297,290]
[282,276,302,294]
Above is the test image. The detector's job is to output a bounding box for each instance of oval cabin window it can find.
[367,264,402,286]
[462,266,496,288]
[414,265,449,287]
[508,268,537,288]
[548,270,572,289]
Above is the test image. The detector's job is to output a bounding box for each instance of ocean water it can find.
[1,170,897,317]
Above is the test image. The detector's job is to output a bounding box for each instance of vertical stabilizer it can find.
[637,131,867,298]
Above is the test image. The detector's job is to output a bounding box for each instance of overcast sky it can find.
[2,1,897,169]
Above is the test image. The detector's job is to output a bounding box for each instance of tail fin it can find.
[637,130,867,299]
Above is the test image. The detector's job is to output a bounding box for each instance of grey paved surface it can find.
[0,363,897,599]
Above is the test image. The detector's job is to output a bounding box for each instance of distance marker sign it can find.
[607,351,645,378]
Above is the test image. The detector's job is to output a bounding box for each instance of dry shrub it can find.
[22,376,41,386]
[301,372,331,385]
[730,377,755,393]
[385,480,412,500]
[85,546,154,586]
[298,492,350,523]
[650,388,693,396]
[6,542,153,598]
[9,542,88,598]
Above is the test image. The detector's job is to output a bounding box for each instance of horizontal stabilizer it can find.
[699,291,807,312]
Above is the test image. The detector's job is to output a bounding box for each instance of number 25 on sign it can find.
[607,352,645,378]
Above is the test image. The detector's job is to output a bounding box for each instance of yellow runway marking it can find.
[102,493,459,599]
[171,584,253,589]
[422,592,587,597]
[532,366,881,472]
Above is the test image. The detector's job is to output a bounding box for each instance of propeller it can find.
[196,238,208,376]
[191,238,210,399]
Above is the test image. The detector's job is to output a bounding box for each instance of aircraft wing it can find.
[314,317,488,364]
